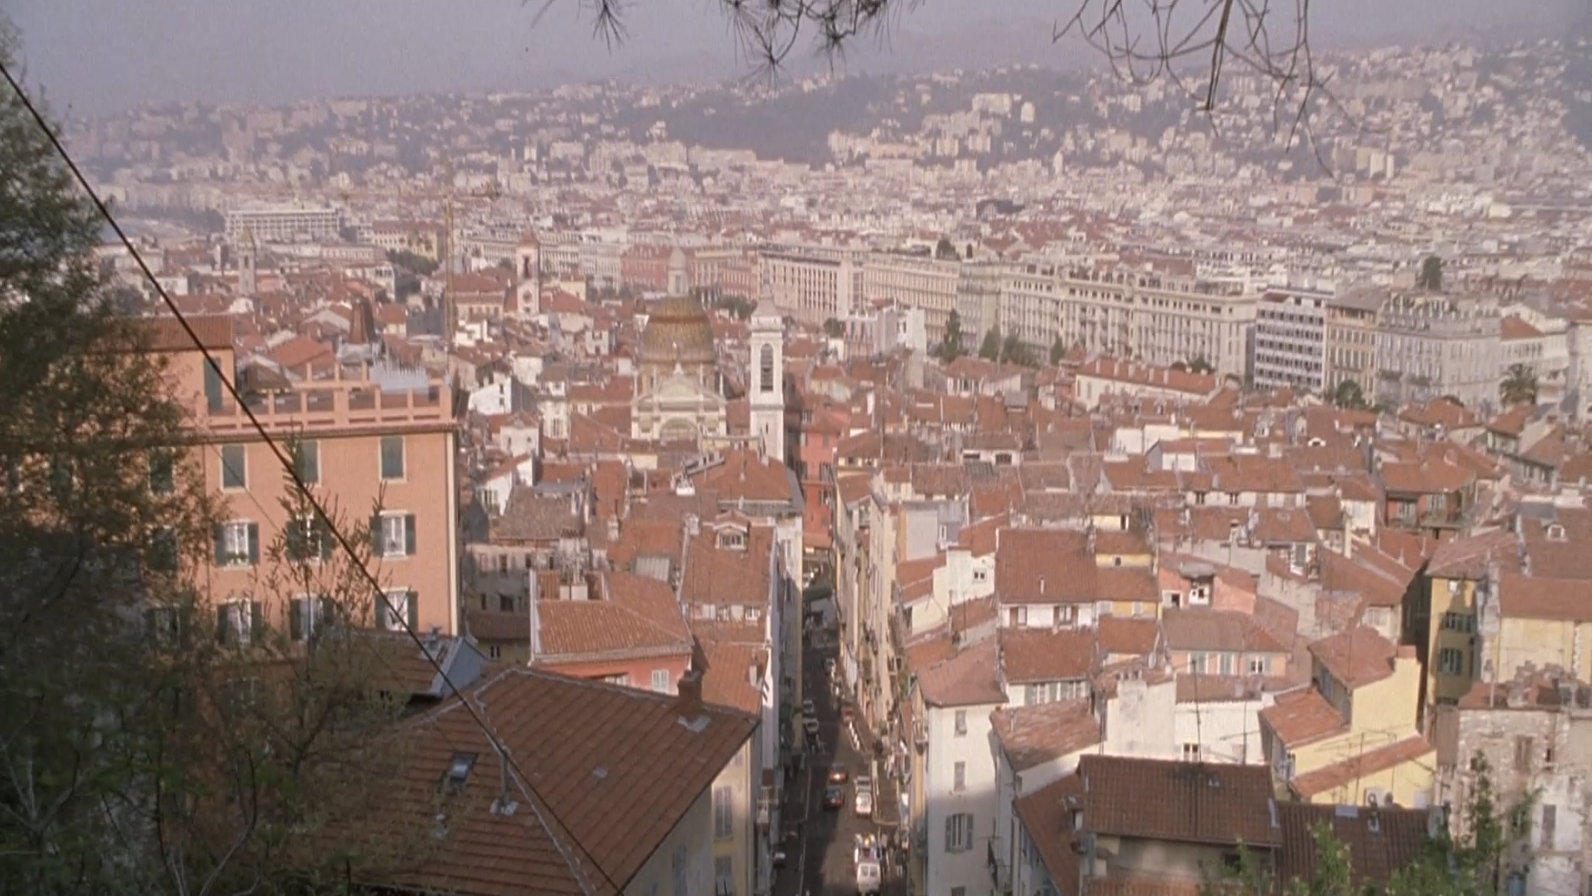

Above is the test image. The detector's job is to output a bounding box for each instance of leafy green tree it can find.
[1419,255,1444,291]
[1333,379,1370,410]
[822,317,845,338]
[385,248,439,277]
[0,25,432,893]
[1499,363,1538,407]
[1050,336,1067,366]
[1187,356,1215,375]
[934,236,958,260]
[978,327,1001,361]
[937,309,967,361]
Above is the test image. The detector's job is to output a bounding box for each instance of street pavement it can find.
[775,632,907,896]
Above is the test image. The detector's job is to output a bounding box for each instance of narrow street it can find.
[776,629,907,896]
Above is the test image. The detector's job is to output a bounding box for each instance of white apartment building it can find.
[760,244,867,326]
[956,261,1007,348]
[862,252,961,345]
[1374,292,1503,412]
[1252,288,1331,394]
[225,203,341,244]
[998,261,1256,378]
[1499,304,1571,403]
[918,641,1006,896]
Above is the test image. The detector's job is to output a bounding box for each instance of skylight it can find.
[443,752,478,793]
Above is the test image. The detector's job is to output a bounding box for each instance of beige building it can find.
[998,262,1256,378]
[760,243,867,326]
[1324,288,1384,395]
[862,251,961,345]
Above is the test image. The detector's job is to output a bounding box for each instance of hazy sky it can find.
[4,0,1584,116]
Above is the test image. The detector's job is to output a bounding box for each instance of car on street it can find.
[823,786,845,810]
[802,717,819,738]
[855,775,871,793]
[853,788,873,818]
[839,702,856,724]
[827,764,849,784]
[801,698,815,718]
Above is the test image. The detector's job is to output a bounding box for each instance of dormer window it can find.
[716,527,747,550]
[1546,523,1567,542]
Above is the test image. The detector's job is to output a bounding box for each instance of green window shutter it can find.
[213,525,226,566]
[216,605,231,646]
[404,514,417,556]
[203,359,224,412]
[289,598,305,642]
[247,523,260,566]
[318,516,334,561]
[406,591,418,629]
[374,593,387,629]
[250,601,263,644]
[370,513,383,556]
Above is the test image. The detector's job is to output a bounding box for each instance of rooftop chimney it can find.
[676,668,708,729]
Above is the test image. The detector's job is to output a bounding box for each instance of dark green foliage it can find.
[978,327,1001,361]
[936,309,967,361]
[1419,255,1444,291]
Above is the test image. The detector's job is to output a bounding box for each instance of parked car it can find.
[839,702,857,724]
[827,764,850,784]
[802,717,820,738]
[823,786,845,810]
[854,788,873,818]
[855,775,871,793]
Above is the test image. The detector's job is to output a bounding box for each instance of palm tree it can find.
[1500,363,1538,406]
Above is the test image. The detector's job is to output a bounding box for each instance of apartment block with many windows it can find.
[141,314,461,640]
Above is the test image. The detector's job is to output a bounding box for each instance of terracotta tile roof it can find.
[1289,736,1435,800]
[1076,755,1281,847]
[1097,616,1160,657]
[1014,775,1083,889]
[467,608,530,643]
[995,528,1097,604]
[916,636,1008,708]
[1308,626,1400,689]
[1380,457,1473,494]
[999,628,1098,683]
[607,519,685,574]
[1095,566,1159,602]
[387,668,756,896]
[696,638,766,715]
[679,523,775,609]
[532,572,692,664]
[1259,687,1348,747]
[1497,573,1592,622]
[1161,608,1288,655]
[1275,803,1433,891]
[989,699,1102,772]
[493,486,584,543]
[129,313,235,352]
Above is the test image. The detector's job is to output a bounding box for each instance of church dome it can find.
[640,294,716,369]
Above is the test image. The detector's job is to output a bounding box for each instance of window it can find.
[375,512,418,558]
[1514,736,1535,774]
[1007,606,1027,627]
[293,439,320,485]
[380,436,405,481]
[1437,647,1465,676]
[714,854,735,896]
[1218,653,1234,676]
[288,515,333,562]
[973,568,988,583]
[498,593,515,613]
[487,644,503,659]
[376,589,416,632]
[203,358,225,412]
[214,521,260,567]
[216,599,258,648]
[1188,652,1208,675]
[148,526,179,573]
[1541,804,1557,850]
[1248,656,1269,676]
[220,444,247,490]
[713,785,734,839]
[759,343,774,393]
[954,710,967,736]
[944,812,974,852]
[671,844,688,896]
[953,761,966,792]
[1441,612,1476,634]
[1182,743,1202,762]
[603,673,630,686]
[289,594,333,641]
[149,449,175,494]
[652,669,671,693]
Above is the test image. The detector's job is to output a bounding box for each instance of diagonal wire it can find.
[0,61,623,896]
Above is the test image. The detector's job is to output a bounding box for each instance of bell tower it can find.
[515,234,541,319]
[748,268,785,464]
[238,227,257,297]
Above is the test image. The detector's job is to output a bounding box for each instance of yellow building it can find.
[1259,627,1435,808]
[1486,572,1592,686]
[1415,529,1517,708]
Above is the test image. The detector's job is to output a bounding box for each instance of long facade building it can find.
[861,252,961,346]
[761,243,868,327]
[1374,292,1503,412]
[225,203,341,244]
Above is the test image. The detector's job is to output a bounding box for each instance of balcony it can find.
[988,841,1011,894]
[205,381,450,434]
